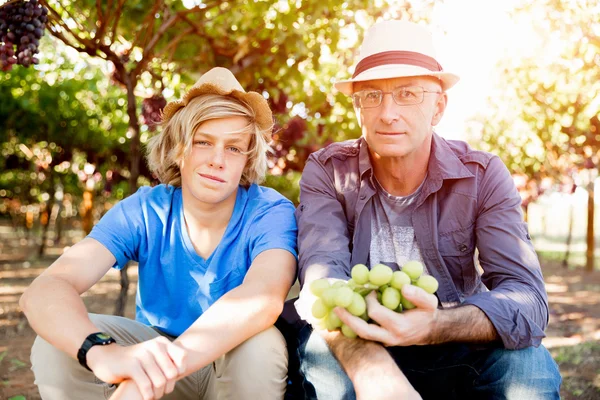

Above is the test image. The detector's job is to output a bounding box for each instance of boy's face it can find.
[179,116,251,206]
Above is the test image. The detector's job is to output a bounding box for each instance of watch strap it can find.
[77,332,116,371]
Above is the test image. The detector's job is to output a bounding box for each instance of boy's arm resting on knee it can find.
[173,248,296,377]
[22,238,185,400]
[322,330,421,400]
[19,237,115,358]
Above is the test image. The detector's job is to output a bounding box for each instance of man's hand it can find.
[87,336,187,400]
[334,285,438,346]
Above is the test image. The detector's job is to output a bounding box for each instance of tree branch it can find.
[46,20,102,58]
[41,1,98,52]
[130,0,165,52]
[132,12,180,77]
[94,0,110,43]
[53,0,89,37]
[109,0,127,42]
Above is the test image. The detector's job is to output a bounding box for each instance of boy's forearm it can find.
[174,284,284,377]
[20,275,99,358]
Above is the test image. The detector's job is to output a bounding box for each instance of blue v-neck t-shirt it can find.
[88,183,298,336]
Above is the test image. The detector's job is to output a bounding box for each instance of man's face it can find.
[353,76,447,159]
[179,116,251,206]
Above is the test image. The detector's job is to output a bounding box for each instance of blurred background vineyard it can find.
[1,0,600,399]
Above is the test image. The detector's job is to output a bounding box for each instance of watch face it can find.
[97,333,112,341]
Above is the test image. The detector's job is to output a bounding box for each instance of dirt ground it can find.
[0,222,599,400]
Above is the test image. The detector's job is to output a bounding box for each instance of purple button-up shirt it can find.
[295,134,548,349]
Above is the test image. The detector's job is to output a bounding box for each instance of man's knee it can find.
[476,345,561,399]
[297,326,355,400]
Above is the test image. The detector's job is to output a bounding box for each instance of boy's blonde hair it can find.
[146,94,271,186]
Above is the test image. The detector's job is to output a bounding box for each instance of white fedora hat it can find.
[335,20,459,95]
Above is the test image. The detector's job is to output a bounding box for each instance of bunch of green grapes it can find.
[310,261,439,339]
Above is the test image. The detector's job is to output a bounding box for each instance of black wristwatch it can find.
[77,332,116,371]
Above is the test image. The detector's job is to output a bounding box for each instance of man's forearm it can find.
[322,330,416,397]
[20,276,100,358]
[430,305,499,344]
[174,284,283,377]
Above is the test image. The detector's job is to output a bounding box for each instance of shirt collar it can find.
[357,132,474,186]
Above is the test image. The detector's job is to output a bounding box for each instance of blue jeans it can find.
[296,325,562,400]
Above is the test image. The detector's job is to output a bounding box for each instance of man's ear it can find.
[431,92,448,127]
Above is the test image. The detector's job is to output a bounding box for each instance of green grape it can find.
[351,263,370,285]
[314,317,328,330]
[391,271,411,290]
[311,298,329,319]
[347,278,356,288]
[377,290,383,303]
[335,287,354,308]
[332,280,347,289]
[416,275,439,294]
[321,288,338,308]
[382,287,401,310]
[341,324,358,339]
[395,303,403,313]
[380,284,390,292]
[402,261,424,282]
[401,296,416,310]
[360,312,369,321]
[310,279,330,297]
[325,309,343,331]
[347,292,367,316]
[369,264,393,286]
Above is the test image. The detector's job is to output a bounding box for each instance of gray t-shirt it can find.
[369,177,428,274]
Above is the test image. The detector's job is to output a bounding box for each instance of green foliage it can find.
[0,37,130,208]
[263,171,302,205]
[474,0,600,182]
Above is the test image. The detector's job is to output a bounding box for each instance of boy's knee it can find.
[31,335,72,381]
[230,326,288,370]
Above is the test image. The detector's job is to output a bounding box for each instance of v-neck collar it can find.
[177,186,246,268]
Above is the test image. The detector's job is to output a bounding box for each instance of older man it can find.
[292,20,561,399]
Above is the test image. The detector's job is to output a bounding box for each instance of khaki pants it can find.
[31,314,288,400]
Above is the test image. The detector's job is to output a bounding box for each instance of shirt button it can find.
[459,244,468,252]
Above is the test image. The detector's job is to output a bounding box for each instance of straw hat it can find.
[162,67,273,134]
[335,20,460,94]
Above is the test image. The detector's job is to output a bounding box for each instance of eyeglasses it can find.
[352,86,442,109]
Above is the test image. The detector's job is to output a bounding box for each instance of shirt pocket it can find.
[438,226,480,295]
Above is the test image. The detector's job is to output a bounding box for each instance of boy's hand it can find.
[87,336,187,400]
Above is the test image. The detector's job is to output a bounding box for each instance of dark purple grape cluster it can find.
[0,0,48,71]
[141,94,167,130]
